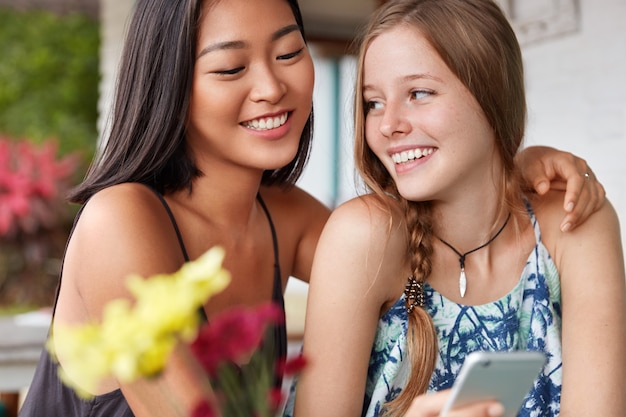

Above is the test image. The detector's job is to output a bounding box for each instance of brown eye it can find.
[365,100,383,113]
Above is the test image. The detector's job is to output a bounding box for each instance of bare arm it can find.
[293,197,405,416]
[538,192,626,416]
[54,184,215,416]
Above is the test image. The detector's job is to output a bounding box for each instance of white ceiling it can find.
[298,0,379,41]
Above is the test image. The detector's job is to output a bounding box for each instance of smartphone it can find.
[439,350,547,417]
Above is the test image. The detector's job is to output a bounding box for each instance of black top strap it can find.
[256,194,287,388]
[256,194,283,307]
[145,187,190,262]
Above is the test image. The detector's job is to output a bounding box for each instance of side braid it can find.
[383,201,439,417]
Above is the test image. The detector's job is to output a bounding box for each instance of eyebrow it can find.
[197,24,301,59]
[362,73,443,92]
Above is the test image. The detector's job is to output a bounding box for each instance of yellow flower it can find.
[50,246,231,398]
[46,324,108,397]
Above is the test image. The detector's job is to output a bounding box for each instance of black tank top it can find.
[19,188,287,417]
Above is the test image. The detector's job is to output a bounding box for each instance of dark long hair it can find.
[70,0,313,203]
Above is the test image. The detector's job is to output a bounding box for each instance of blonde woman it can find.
[291,0,625,416]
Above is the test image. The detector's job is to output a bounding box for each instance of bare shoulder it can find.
[72,183,181,256]
[316,194,408,299]
[62,183,187,308]
[532,189,620,236]
[327,194,403,237]
[79,182,168,221]
[531,190,622,266]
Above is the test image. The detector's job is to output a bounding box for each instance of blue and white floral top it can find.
[364,206,563,417]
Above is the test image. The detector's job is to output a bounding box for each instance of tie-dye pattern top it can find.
[363,206,563,417]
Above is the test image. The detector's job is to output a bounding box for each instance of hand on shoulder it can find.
[530,189,621,268]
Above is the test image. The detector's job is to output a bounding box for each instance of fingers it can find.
[515,146,606,232]
[560,166,605,231]
[515,146,555,196]
[538,151,586,213]
[405,391,504,417]
[405,390,448,416]
[442,402,504,417]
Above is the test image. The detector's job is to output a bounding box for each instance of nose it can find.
[249,63,287,104]
[378,102,411,138]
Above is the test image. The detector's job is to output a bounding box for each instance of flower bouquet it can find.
[50,246,306,417]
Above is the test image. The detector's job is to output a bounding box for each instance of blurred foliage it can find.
[0,7,100,162]
[0,8,99,308]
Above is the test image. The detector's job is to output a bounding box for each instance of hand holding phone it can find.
[439,351,547,417]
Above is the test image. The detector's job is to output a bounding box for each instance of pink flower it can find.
[29,140,78,199]
[0,136,78,238]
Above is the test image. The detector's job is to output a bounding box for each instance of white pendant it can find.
[459,269,467,298]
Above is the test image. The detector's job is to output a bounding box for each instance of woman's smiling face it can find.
[362,24,498,203]
[186,0,314,175]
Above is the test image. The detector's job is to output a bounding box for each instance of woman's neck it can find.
[171,169,265,230]
[431,191,508,252]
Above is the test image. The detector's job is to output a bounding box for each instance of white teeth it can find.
[391,147,433,164]
[244,113,288,130]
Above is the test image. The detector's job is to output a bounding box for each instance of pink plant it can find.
[0,136,79,238]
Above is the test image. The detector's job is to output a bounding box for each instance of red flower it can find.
[188,302,307,417]
[191,399,217,417]
[190,302,283,376]
[268,387,284,411]
[276,355,308,377]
